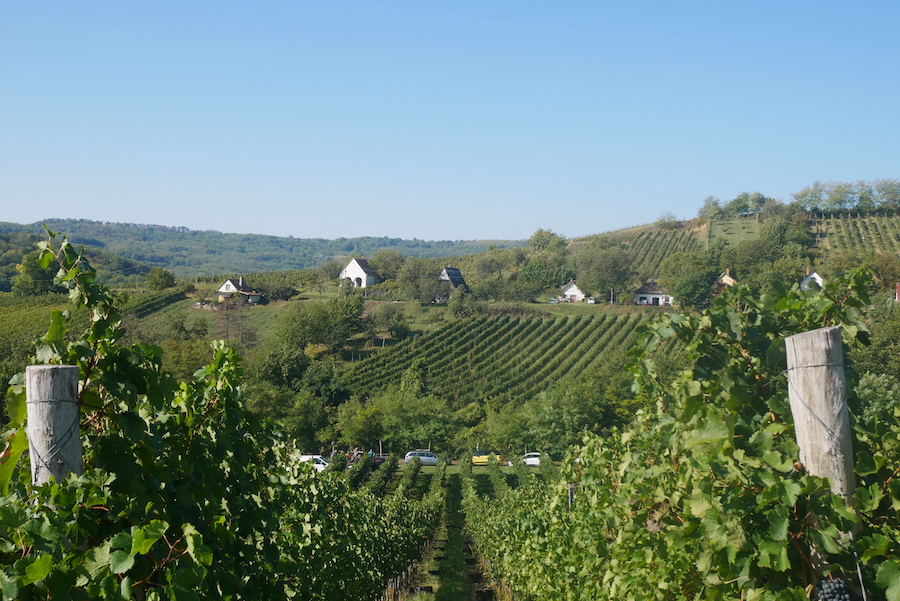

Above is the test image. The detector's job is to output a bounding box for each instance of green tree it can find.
[874,178,900,210]
[146,266,176,290]
[254,280,296,301]
[527,229,566,254]
[396,257,443,302]
[11,251,64,296]
[447,287,481,317]
[370,301,410,338]
[369,248,406,281]
[697,196,725,220]
[657,251,717,308]
[575,240,634,303]
[255,345,312,390]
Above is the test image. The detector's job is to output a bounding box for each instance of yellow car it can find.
[471,450,502,466]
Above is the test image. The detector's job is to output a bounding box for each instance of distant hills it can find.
[0,219,526,279]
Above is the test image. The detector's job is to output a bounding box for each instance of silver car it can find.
[523,452,542,467]
[300,454,329,472]
[404,450,439,466]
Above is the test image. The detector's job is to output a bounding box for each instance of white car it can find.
[300,455,329,473]
[523,452,542,467]
[404,450,440,466]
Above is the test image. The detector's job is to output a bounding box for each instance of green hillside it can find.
[708,217,759,246]
[0,219,525,277]
[811,213,900,255]
[346,309,655,407]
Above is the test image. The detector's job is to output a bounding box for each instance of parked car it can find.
[523,452,542,467]
[370,453,390,468]
[299,454,329,473]
[404,450,439,466]
[471,450,502,466]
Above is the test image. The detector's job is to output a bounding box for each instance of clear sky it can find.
[3,2,898,241]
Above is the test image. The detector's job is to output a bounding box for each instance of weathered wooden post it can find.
[785,326,855,503]
[25,365,82,485]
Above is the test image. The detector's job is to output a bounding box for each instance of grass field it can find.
[708,217,759,246]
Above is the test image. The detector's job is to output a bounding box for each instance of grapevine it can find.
[461,271,900,600]
[0,232,442,601]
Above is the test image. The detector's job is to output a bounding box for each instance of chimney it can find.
[239,276,244,288]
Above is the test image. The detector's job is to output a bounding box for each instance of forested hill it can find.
[0,219,525,277]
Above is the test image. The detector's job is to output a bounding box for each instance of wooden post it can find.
[25,365,82,485]
[785,326,855,503]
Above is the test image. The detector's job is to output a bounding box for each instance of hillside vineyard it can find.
[348,313,649,406]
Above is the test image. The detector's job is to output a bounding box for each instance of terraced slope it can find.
[626,227,705,275]
[811,214,900,255]
[346,311,653,406]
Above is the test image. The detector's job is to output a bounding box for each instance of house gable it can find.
[635,281,673,306]
[559,279,586,302]
[800,271,824,291]
[217,277,263,304]
[340,258,382,288]
[439,266,467,288]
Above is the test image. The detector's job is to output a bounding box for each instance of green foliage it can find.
[461,270,900,599]
[0,232,42,292]
[657,250,717,308]
[348,312,651,441]
[0,219,525,277]
[369,301,411,339]
[11,251,65,296]
[255,344,312,390]
[368,248,406,281]
[0,232,443,600]
[119,289,186,318]
[253,279,296,301]
[271,292,365,352]
[395,257,445,302]
[145,266,176,290]
[0,294,88,424]
[574,240,635,300]
[447,287,481,317]
[336,372,461,454]
[793,179,900,213]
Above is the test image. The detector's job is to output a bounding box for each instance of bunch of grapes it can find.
[817,578,854,601]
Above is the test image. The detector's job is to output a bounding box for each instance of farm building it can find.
[217,277,263,304]
[715,269,738,293]
[635,281,673,306]
[560,280,586,302]
[340,258,381,288]
[434,266,468,302]
[439,266,467,289]
[800,270,824,291]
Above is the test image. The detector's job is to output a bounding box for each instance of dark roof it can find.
[222,278,254,292]
[439,266,467,287]
[349,257,380,277]
[635,281,668,295]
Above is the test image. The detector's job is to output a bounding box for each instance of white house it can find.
[800,270,824,291]
[715,269,738,292]
[217,277,263,304]
[340,258,381,288]
[635,281,673,306]
[560,280,586,302]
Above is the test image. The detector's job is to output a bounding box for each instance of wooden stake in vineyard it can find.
[785,326,855,503]
[25,365,82,486]
[785,326,864,593]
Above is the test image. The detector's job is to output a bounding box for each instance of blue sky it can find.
[3,2,898,241]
